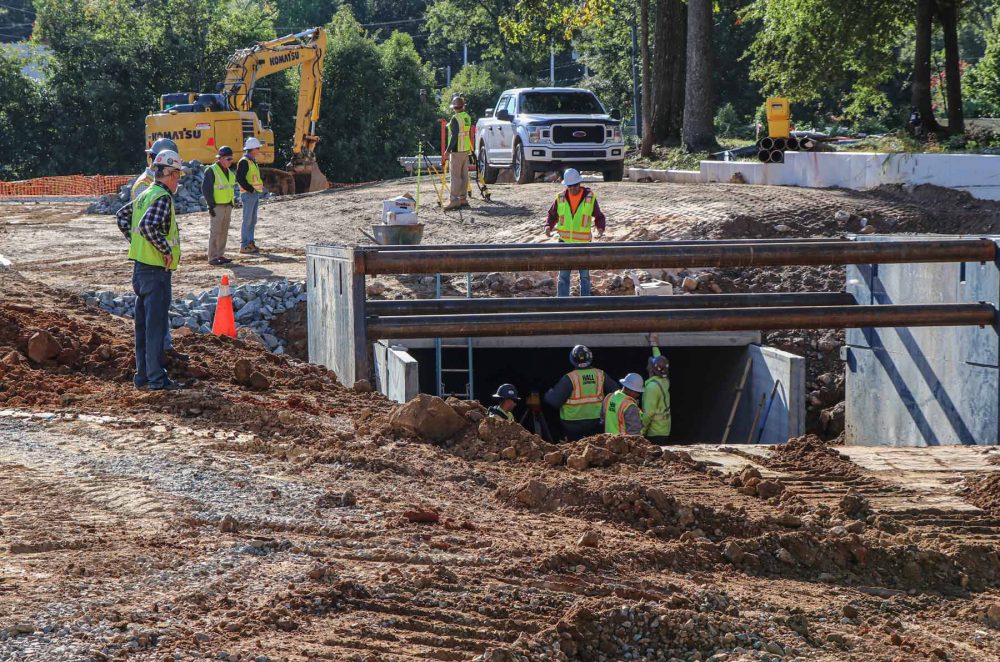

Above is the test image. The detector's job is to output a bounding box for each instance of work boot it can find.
[240,244,259,254]
[209,257,226,266]
[443,200,462,211]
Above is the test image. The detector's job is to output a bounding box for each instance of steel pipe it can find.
[367,303,995,339]
[367,292,858,316]
[362,239,996,275]
[358,237,852,252]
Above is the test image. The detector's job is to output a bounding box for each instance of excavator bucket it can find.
[259,163,329,195]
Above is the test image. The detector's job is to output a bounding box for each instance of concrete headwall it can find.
[373,341,419,404]
[726,345,806,444]
[845,235,1000,445]
[630,152,1000,201]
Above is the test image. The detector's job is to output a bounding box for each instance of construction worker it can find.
[236,137,264,254]
[115,150,190,391]
[601,373,645,435]
[543,168,606,296]
[444,95,472,210]
[488,384,520,422]
[131,138,178,201]
[202,145,237,266]
[544,344,620,441]
[642,333,672,443]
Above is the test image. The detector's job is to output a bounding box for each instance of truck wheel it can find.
[478,145,499,185]
[513,142,534,184]
[603,163,625,182]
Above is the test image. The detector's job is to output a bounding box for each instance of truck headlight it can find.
[609,126,623,142]
[528,129,543,144]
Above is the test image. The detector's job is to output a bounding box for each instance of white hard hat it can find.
[152,149,187,173]
[621,373,645,393]
[562,168,583,186]
[244,137,263,150]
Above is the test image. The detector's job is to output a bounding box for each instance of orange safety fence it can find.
[0,174,134,199]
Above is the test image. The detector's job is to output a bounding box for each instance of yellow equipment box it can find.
[766,97,790,138]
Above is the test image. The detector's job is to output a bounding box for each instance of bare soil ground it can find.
[2,181,1000,660]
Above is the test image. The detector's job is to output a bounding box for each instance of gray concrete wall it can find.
[845,235,1000,445]
[306,245,368,387]
[374,341,420,403]
[729,345,806,443]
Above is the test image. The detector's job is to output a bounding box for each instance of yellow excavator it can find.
[144,27,328,195]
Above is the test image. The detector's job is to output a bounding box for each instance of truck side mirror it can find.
[496,109,512,122]
[610,108,622,120]
[485,108,494,117]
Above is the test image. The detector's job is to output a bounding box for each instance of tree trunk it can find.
[913,0,944,135]
[937,0,964,134]
[640,0,653,155]
[651,0,686,144]
[681,0,718,152]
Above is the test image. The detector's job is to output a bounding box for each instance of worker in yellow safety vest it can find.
[202,145,237,265]
[236,137,265,254]
[488,383,520,423]
[602,373,645,435]
[445,95,473,210]
[114,150,191,391]
[544,344,620,441]
[544,168,607,296]
[642,333,672,444]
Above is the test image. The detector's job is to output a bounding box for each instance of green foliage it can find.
[965,6,1000,116]
[0,48,45,178]
[713,102,740,137]
[574,0,632,123]
[377,31,438,165]
[441,63,525,119]
[743,0,911,120]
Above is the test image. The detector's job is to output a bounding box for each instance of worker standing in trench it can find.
[115,150,191,391]
[544,168,606,296]
[488,384,521,423]
[601,373,645,435]
[642,333,672,443]
[544,345,620,441]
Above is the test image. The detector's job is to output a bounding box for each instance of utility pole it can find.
[631,17,641,138]
[463,43,468,67]
[550,42,555,84]
[446,65,451,86]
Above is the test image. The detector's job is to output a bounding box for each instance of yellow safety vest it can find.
[127,184,180,271]
[561,368,605,421]
[449,111,472,152]
[488,406,515,422]
[555,190,596,243]
[604,390,640,434]
[208,162,236,204]
[130,169,155,200]
[241,157,263,192]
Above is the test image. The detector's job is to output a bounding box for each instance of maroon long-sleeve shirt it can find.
[545,187,606,232]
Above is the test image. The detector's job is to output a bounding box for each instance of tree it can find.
[937,0,964,133]
[650,0,686,143]
[377,31,438,165]
[639,0,652,155]
[681,0,717,151]
[0,49,45,178]
[966,4,1000,115]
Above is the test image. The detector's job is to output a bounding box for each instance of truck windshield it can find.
[519,91,604,115]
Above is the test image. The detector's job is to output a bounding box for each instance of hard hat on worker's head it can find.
[152,149,184,174]
[569,344,593,369]
[243,137,263,151]
[217,145,234,158]
[146,137,178,156]
[492,383,520,401]
[450,95,465,110]
[648,355,669,377]
[621,372,645,393]
[562,168,583,187]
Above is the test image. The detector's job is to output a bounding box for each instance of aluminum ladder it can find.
[434,273,474,399]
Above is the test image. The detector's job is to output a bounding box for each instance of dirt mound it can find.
[962,472,1000,516]
[764,435,864,479]
[556,434,662,470]
[269,300,307,361]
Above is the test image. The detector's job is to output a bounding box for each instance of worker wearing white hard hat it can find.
[601,372,645,435]
[544,168,607,297]
[236,136,265,254]
[115,149,191,391]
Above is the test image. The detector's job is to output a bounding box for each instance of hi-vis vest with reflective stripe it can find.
[488,406,515,422]
[208,162,236,204]
[561,368,605,421]
[241,157,263,192]
[555,189,596,243]
[449,111,472,152]
[604,390,639,434]
[130,169,155,200]
[128,184,180,271]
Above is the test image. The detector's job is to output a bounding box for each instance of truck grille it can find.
[552,124,605,144]
[552,150,606,158]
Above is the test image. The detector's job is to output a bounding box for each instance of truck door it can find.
[486,94,509,163]
[496,94,518,165]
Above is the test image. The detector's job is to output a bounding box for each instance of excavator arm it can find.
[221,28,326,157]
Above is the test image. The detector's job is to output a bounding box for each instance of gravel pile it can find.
[87,160,212,215]
[82,279,307,354]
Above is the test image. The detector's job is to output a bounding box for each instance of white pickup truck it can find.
[474,87,626,184]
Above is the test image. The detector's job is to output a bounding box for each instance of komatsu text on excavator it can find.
[145,28,328,194]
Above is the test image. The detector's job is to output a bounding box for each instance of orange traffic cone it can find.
[212,275,237,338]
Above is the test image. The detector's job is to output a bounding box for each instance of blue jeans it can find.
[132,262,171,388]
[557,269,591,297]
[241,191,260,248]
